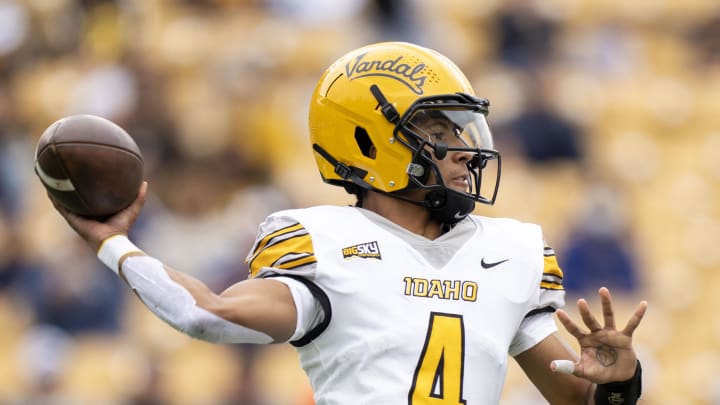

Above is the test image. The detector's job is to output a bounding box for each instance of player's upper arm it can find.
[512,241,592,403]
[246,215,318,278]
[210,277,299,342]
[509,243,566,355]
[242,214,331,345]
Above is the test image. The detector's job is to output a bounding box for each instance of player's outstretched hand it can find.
[51,181,147,252]
[551,287,647,384]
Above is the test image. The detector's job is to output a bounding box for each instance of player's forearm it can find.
[97,235,274,344]
[120,255,274,344]
[161,264,222,311]
[117,251,224,315]
[159,266,296,341]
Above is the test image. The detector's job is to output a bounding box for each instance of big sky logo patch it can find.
[342,241,382,260]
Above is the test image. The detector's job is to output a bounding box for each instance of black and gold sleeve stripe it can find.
[246,222,316,277]
[540,245,564,291]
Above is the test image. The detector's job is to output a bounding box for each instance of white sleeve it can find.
[508,312,558,357]
[507,238,566,356]
[121,255,274,344]
[270,276,325,342]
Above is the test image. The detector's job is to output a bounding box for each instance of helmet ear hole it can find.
[354,127,376,159]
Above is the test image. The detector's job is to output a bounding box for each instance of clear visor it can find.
[405,107,494,152]
[401,103,500,204]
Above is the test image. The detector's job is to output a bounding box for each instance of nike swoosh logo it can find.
[481,258,509,269]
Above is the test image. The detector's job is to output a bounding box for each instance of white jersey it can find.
[247,205,565,405]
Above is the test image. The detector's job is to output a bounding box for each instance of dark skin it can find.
[51,117,648,404]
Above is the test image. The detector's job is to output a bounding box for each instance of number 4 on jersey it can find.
[409,313,467,404]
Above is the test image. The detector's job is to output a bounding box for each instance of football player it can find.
[52,42,647,404]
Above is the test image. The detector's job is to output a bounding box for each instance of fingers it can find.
[621,300,648,337]
[47,192,68,216]
[556,308,585,340]
[138,181,148,199]
[578,298,603,332]
[127,181,147,219]
[107,181,147,226]
[561,287,648,339]
[558,288,619,338]
[47,191,89,228]
[599,287,615,329]
[598,287,648,337]
[127,181,148,215]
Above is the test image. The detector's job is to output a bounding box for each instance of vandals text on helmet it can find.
[346,53,427,94]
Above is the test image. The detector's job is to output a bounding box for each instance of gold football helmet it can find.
[309,42,500,224]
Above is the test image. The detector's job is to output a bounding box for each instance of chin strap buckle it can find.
[313,143,372,190]
[370,84,400,124]
[334,162,352,179]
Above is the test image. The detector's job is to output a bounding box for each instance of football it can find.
[34,114,144,218]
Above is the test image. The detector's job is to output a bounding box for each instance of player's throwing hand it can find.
[551,287,648,384]
[51,182,147,253]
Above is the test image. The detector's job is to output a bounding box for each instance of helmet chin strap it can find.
[424,188,475,225]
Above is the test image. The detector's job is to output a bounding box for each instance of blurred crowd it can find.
[1,0,719,404]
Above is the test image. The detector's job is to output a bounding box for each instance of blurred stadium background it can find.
[1,0,719,404]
